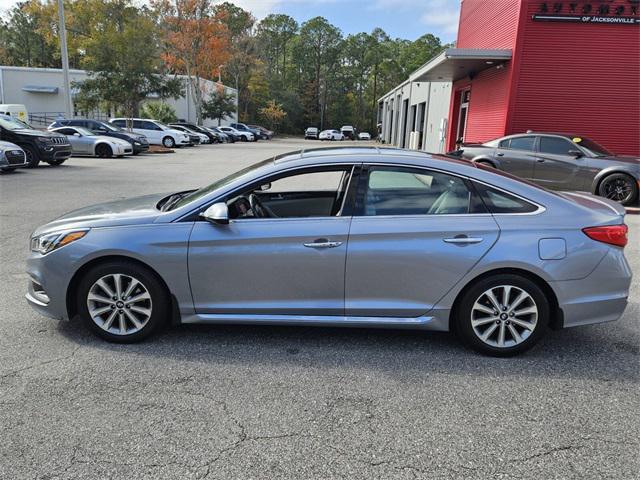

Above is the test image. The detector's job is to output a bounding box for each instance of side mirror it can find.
[73,132,81,137]
[200,202,229,225]
[259,182,271,191]
[568,149,583,158]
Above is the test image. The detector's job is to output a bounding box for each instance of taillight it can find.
[582,224,628,247]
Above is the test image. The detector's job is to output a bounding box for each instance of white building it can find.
[0,66,237,126]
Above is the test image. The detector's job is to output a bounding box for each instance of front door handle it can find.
[443,236,483,245]
[496,153,504,157]
[303,239,343,249]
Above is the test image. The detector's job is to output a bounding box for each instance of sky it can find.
[0,0,460,43]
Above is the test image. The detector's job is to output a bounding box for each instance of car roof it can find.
[505,132,584,139]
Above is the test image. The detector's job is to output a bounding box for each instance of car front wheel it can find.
[22,145,40,168]
[76,261,169,343]
[454,274,549,356]
[162,136,175,148]
[598,173,638,206]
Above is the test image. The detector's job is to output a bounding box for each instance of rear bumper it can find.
[551,249,632,328]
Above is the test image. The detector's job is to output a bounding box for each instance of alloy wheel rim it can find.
[87,274,152,335]
[603,177,633,202]
[471,285,538,348]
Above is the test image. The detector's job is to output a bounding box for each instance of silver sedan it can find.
[25,147,632,356]
[50,126,133,157]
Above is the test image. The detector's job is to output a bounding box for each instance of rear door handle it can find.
[443,236,483,245]
[496,153,504,157]
[303,239,343,249]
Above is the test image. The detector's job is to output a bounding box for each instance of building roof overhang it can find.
[410,48,512,83]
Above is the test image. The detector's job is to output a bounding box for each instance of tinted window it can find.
[474,182,538,214]
[498,139,510,148]
[141,121,160,130]
[111,120,126,127]
[360,167,473,216]
[539,137,575,156]
[508,136,535,152]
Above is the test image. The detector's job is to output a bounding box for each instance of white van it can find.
[109,118,190,148]
[0,104,28,123]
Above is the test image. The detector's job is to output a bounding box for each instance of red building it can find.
[402,0,639,155]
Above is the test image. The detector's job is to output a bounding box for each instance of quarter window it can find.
[360,166,473,216]
[473,182,538,214]
[539,137,575,156]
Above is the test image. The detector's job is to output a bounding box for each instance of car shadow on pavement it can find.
[56,314,638,383]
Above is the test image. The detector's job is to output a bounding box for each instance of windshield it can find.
[573,137,613,157]
[168,158,273,211]
[0,115,33,130]
[100,122,120,132]
[156,122,171,131]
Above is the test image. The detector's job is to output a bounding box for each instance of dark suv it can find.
[171,122,219,144]
[0,115,71,168]
[49,119,149,155]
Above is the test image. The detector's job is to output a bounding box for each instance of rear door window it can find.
[507,136,536,151]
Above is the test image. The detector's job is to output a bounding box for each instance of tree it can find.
[256,14,298,84]
[154,0,230,124]
[259,100,286,132]
[73,2,183,117]
[140,102,177,123]
[202,84,236,125]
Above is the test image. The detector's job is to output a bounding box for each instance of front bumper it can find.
[132,142,149,154]
[40,144,72,161]
[1,149,27,168]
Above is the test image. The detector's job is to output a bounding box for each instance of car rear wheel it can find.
[95,144,113,158]
[22,145,40,168]
[162,136,175,148]
[454,274,549,357]
[598,173,638,206]
[76,261,169,343]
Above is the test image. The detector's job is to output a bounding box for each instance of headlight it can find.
[31,230,88,255]
[37,137,52,144]
[134,141,141,145]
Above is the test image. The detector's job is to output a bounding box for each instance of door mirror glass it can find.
[201,202,229,225]
[73,132,81,137]
[568,149,583,158]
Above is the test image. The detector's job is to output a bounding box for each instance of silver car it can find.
[0,140,27,172]
[49,126,133,157]
[26,147,632,356]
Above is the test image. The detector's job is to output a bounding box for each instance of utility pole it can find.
[57,0,73,119]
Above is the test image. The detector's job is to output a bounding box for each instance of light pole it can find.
[57,0,73,119]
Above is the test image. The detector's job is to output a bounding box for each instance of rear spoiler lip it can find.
[558,191,626,217]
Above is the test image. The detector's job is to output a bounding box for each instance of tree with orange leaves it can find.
[153,0,230,124]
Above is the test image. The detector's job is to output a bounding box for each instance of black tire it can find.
[162,136,175,148]
[241,136,248,142]
[95,144,113,158]
[453,274,549,357]
[46,158,67,166]
[21,145,40,168]
[598,173,638,206]
[76,261,170,343]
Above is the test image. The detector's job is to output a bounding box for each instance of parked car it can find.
[218,126,255,142]
[168,124,208,145]
[49,126,134,157]
[248,124,273,140]
[454,133,640,206]
[340,125,356,140]
[319,129,344,141]
[0,114,71,168]
[230,122,261,140]
[48,119,149,155]
[358,132,372,141]
[0,141,27,172]
[170,122,218,144]
[26,147,631,356]
[110,118,190,148]
[206,127,232,143]
[305,127,319,140]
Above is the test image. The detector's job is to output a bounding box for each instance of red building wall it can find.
[448,0,523,149]
[449,0,640,156]
[507,0,640,155]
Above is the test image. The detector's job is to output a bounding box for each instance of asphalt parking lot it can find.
[1,138,638,479]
